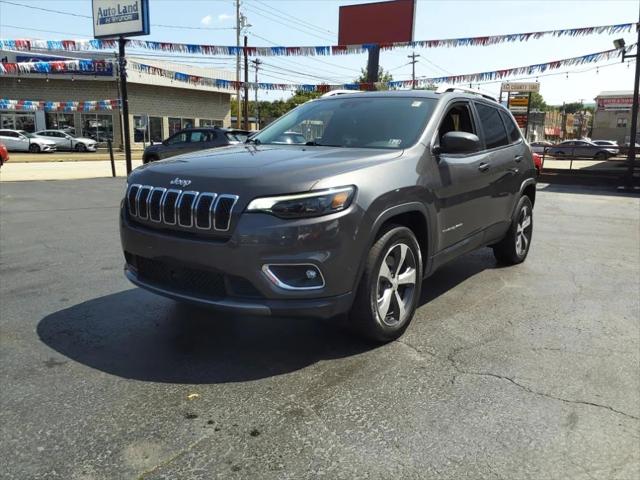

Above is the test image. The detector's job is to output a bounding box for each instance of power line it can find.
[0,24,92,38]
[243,4,334,42]
[251,0,337,36]
[0,0,90,18]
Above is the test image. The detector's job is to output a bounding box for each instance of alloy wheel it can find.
[376,242,417,327]
[515,205,532,257]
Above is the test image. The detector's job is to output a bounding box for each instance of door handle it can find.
[514,155,523,163]
[478,162,490,172]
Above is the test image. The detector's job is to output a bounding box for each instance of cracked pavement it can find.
[1,179,639,479]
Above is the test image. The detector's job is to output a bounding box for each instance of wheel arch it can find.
[353,202,435,292]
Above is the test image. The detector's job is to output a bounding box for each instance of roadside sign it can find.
[92,0,150,39]
[509,96,529,107]
[501,82,540,93]
[508,106,529,113]
[513,114,528,128]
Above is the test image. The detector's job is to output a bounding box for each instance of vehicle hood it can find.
[76,137,97,144]
[129,144,403,199]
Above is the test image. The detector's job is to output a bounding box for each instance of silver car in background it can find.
[34,130,98,152]
[0,129,57,153]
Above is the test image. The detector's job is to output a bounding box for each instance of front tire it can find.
[75,143,87,152]
[29,144,40,153]
[350,225,423,342]
[493,196,533,265]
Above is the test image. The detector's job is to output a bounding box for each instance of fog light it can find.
[262,264,325,290]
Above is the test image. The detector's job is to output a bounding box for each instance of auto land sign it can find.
[92,0,150,39]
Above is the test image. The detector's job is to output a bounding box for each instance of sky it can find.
[0,0,638,104]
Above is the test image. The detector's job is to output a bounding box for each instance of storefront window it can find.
[149,116,163,142]
[1,114,15,129]
[199,119,223,127]
[81,114,114,143]
[46,113,75,134]
[182,118,194,129]
[133,115,148,143]
[168,117,181,136]
[0,113,36,132]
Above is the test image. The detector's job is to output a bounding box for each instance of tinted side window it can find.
[1,131,19,138]
[499,110,521,143]
[189,131,210,142]
[167,132,188,144]
[438,102,476,144]
[476,103,509,149]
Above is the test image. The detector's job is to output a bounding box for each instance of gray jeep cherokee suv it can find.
[120,89,536,342]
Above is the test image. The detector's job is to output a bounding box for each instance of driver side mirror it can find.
[438,131,481,155]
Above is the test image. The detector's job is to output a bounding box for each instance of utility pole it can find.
[243,35,249,131]
[235,0,241,129]
[624,20,640,188]
[252,58,262,129]
[408,51,420,89]
[366,45,380,86]
[118,37,132,174]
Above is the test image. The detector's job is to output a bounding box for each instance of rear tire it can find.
[350,225,423,343]
[493,196,533,265]
[29,144,40,153]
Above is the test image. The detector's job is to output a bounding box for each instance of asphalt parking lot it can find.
[1,178,639,479]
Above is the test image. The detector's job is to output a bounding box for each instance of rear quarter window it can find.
[476,103,509,149]
[499,110,521,143]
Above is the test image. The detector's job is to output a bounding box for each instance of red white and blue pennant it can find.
[0,98,121,112]
[0,22,634,57]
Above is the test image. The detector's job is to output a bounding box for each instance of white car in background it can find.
[34,130,98,152]
[0,129,57,153]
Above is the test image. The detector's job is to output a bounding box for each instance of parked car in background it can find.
[142,127,242,164]
[532,152,543,176]
[592,140,619,149]
[0,142,8,167]
[548,140,617,160]
[34,130,98,152]
[619,142,640,156]
[529,141,554,154]
[0,130,57,153]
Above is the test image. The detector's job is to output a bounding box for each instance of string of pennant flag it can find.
[1,45,633,92]
[0,22,635,57]
[0,98,121,112]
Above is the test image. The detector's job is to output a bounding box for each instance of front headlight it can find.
[246,186,356,219]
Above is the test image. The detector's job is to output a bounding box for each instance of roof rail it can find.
[435,86,498,102]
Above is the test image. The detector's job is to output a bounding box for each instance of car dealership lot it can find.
[0,179,638,479]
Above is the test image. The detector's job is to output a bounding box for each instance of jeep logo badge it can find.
[169,177,192,188]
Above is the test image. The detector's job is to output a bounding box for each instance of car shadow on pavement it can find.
[37,249,500,385]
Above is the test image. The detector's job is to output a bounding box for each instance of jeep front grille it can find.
[127,184,239,232]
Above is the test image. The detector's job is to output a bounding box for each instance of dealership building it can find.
[0,50,234,148]
[592,90,640,144]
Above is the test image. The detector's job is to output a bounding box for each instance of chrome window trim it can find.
[213,194,239,232]
[127,184,142,217]
[161,188,181,225]
[261,264,326,291]
[177,190,199,228]
[194,192,217,230]
[136,186,153,220]
[148,187,167,223]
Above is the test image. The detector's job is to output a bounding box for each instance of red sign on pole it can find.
[338,0,415,45]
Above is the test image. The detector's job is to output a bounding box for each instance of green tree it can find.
[529,92,548,111]
[355,67,394,87]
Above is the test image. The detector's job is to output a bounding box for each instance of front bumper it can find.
[120,206,367,318]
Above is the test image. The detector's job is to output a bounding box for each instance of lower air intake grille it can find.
[134,256,226,299]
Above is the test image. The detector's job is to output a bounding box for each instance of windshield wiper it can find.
[246,138,261,145]
[305,141,342,147]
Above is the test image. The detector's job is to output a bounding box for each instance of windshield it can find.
[252,96,437,149]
